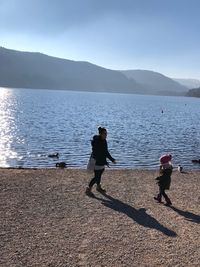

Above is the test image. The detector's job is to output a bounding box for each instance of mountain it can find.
[173,78,200,89]
[0,47,189,96]
[186,87,200,97]
[121,70,188,96]
[0,47,141,94]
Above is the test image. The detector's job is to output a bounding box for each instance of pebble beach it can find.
[0,168,199,267]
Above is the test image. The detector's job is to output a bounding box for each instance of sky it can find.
[0,0,200,79]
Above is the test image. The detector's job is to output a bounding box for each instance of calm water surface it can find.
[0,88,200,169]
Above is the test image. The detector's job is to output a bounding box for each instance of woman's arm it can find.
[105,141,115,162]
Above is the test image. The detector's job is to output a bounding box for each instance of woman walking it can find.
[86,127,116,195]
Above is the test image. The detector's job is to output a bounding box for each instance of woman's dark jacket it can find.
[156,168,172,190]
[91,135,115,166]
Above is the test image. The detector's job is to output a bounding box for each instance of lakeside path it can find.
[0,168,200,267]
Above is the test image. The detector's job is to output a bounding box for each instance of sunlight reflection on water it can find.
[0,87,200,169]
[0,89,20,166]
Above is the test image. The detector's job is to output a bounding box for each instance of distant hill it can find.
[121,70,188,96]
[173,78,200,89]
[0,47,189,96]
[186,87,200,97]
[0,47,141,94]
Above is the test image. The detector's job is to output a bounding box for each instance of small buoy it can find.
[56,162,66,168]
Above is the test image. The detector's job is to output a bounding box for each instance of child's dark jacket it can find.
[156,168,172,190]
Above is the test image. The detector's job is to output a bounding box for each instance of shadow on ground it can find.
[92,192,177,237]
[169,206,200,224]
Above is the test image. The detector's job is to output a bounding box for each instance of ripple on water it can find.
[0,88,200,169]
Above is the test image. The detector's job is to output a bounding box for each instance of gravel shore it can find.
[0,168,199,267]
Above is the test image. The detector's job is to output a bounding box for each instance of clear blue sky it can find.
[0,0,200,79]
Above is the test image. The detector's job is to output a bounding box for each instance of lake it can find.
[0,87,200,170]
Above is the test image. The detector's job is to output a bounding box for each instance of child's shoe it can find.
[165,197,172,206]
[154,194,162,203]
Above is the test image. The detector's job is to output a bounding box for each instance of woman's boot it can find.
[96,184,106,193]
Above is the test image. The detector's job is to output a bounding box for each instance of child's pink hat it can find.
[160,154,172,164]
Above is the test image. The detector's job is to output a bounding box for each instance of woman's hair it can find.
[98,127,107,134]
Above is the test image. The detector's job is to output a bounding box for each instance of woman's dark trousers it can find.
[89,169,105,188]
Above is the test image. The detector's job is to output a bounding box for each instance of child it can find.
[154,154,173,206]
